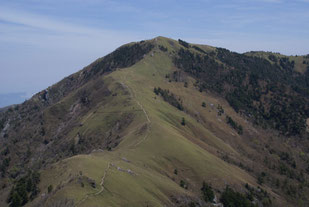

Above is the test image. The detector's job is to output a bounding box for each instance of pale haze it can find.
[0,0,308,106]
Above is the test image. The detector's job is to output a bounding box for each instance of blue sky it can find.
[0,0,309,104]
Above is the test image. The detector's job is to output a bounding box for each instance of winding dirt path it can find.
[77,72,151,205]
[76,162,111,206]
[135,99,150,123]
[94,162,110,195]
[119,74,151,147]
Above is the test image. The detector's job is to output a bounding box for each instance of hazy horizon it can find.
[1,0,309,107]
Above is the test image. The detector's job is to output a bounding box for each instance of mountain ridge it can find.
[1,36,309,207]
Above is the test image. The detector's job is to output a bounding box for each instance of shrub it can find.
[217,104,224,116]
[154,87,184,110]
[257,175,264,185]
[10,192,22,207]
[180,180,185,188]
[181,117,186,126]
[226,116,243,134]
[48,185,53,193]
[7,171,40,206]
[178,39,190,48]
[201,182,214,202]
[220,186,254,207]
[159,45,168,52]
[192,45,207,54]
[180,180,188,189]
[268,54,278,62]
[174,169,178,175]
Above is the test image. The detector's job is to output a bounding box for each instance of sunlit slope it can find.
[32,39,260,206]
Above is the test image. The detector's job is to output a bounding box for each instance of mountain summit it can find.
[1,37,309,207]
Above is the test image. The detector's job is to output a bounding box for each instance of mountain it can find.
[1,37,309,207]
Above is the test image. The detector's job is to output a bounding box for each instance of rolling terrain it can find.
[1,37,309,207]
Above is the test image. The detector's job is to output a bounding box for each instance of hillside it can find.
[1,37,309,207]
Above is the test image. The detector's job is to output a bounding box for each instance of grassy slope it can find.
[23,37,299,207]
